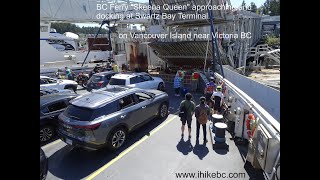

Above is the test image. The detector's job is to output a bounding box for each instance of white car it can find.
[40,87,75,96]
[40,76,78,92]
[106,72,165,91]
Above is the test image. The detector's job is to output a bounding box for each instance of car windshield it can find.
[89,75,103,83]
[109,78,125,85]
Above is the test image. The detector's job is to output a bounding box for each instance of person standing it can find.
[55,69,62,79]
[65,67,73,80]
[174,73,181,96]
[179,93,195,139]
[113,63,119,72]
[177,67,185,88]
[218,80,227,96]
[211,86,225,114]
[195,96,211,144]
[204,77,216,108]
[191,71,200,92]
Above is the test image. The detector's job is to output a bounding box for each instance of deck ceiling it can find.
[150,0,226,25]
[40,0,149,22]
[149,41,229,66]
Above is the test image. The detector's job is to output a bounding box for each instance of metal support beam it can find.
[149,0,152,15]
[81,20,108,67]
[207,0,224,77]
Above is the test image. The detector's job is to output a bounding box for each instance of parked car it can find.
[40,87,74,96]
[40,76,78,92]
[40,148,48,180]
[40,94,78,143]
[86,71,118,91]
[106,72,165,91]
[58,86,169,151]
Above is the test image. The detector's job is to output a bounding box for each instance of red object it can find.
[193,72,199,79]
[206,83,215,93]
[97,81,104,86]
[72,123,101,130]
[246,114,255,138]
[207,86,214,93]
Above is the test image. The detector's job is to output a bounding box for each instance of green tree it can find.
[250,2,257,13]
[257,6,264,15]
[269,0,280,16]
[260,0,280,15]
[241,0,246,7]
[51,23,108,34]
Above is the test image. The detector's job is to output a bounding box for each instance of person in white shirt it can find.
[211,86,224,114]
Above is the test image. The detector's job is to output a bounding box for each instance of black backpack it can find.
[179,101,191,119]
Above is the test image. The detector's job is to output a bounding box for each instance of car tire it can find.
[40,125,55,143]
[40,148,48,180]
[158,103,168,119]
[107,127,127,151]
[157,82,165,91]
[65,85,77,93]
[72,85,77,93]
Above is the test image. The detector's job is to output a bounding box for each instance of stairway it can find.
[247,44,280,64]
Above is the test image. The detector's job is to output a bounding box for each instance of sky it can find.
[75,0,265,27]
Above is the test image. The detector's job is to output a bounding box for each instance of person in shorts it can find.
[179,93,195,139]
[211,86,225,114]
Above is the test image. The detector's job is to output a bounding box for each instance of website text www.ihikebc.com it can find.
[175,171,246,179]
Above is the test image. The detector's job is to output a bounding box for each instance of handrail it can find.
[215,72,280,139]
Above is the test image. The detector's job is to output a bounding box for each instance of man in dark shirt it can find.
[179,93,195,139]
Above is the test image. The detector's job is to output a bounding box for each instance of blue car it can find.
[86,71,117,91]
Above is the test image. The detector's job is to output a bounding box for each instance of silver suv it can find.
[57,86,169,150]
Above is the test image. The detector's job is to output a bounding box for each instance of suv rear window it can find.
[89,75,103,83]
[64,102,118,121]
[109,78,126,85]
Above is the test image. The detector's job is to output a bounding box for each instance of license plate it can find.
[66,138,72,145]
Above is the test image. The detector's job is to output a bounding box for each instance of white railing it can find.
[214,72,280,180]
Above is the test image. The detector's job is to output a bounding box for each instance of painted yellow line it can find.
[150,114,177,136]
[42,139,62,149]
[86,114,178,180]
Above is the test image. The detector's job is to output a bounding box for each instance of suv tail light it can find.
[97,81,104,86]
[71,123,101,130]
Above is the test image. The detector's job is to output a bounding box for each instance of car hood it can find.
[60,79,77,84]
[145,89,167,96]
[106,84,134,88]
[152,77,164,83]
